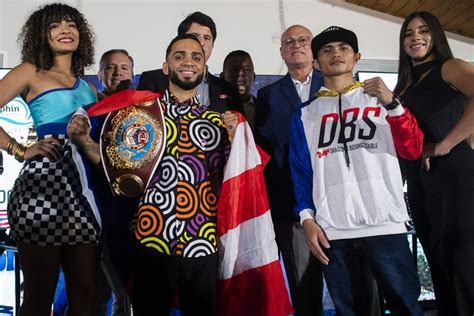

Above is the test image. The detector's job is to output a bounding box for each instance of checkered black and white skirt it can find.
[8,135,101,246]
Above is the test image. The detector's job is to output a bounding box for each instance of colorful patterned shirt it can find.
[133,91,229,257]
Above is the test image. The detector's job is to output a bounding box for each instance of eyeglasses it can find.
[281,36,311,48]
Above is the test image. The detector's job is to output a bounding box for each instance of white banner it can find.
[0,250,17,315]
[0,96,33,214]
[0,69,32,316]
[0,68,34,217]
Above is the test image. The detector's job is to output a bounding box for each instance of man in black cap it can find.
[289,26,424,315]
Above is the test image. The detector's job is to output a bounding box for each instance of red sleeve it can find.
[386,107,423,160]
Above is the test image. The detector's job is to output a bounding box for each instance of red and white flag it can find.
[0,210,9,229]
[217,113,293,316]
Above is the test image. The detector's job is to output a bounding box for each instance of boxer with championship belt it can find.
[86,89,166,197]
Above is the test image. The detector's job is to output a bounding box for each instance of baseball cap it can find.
[311,26,359,57]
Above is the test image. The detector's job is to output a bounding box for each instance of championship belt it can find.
[98,93,165,197]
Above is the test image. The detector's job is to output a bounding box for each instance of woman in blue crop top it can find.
[0,4,99,315]
[394,11,474,315]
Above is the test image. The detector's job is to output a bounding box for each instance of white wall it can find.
[1,0,473,74]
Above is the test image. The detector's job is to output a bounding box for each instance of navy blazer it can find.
[137,69,243,114]
[255,69,323,222]
[256,70,323,166]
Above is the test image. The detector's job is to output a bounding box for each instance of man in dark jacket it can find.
[221,50,256,130]
[138,11,243,115]
[255,24,324,316]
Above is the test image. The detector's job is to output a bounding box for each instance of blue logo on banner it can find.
[0,305,14,315]
[0,251,14,271]
[0,97,32,126]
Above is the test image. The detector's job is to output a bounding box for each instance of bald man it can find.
[255,24,324,316]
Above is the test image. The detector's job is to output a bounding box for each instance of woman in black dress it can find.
[394,11,474,316]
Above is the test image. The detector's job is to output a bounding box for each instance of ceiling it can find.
[344,0,474,39]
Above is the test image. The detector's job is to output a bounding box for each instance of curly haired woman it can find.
[0,3,99,315]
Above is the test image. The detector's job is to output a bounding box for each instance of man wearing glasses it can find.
[255,24,324,316]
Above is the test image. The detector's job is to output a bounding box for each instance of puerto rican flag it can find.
[0,210,9,229]
[217,113,293,316]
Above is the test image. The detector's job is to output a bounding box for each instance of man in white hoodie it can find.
[290,26,424,315]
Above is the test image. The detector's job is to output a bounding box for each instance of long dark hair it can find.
[18,3,95,76]
[394,11,453,94]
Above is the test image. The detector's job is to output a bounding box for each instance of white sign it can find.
[0,69,32,316]
[0,250,17,315]
[0,69,34,214]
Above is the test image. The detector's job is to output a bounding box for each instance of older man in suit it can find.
[138,11,242,115]
[255,24,324,316]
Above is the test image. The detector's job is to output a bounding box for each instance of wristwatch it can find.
[384,96,402,111]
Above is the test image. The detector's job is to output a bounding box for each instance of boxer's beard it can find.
[169,70,203,90]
